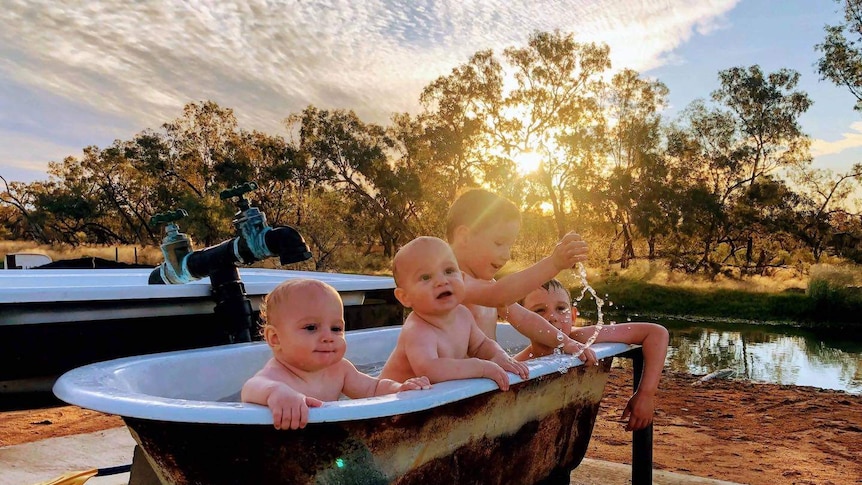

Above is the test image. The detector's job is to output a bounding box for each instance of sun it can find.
[513,151,542,175]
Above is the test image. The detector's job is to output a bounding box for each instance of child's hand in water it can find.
[480,360,512,391]
[400,376,432,391]
[491,352,530,380]
[551,231,589,269]
[266,384,323,430]
[622,390,656,431]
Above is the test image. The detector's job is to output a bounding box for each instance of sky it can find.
[0,0,859,186]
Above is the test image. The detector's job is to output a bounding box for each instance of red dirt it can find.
[1,369,859,484]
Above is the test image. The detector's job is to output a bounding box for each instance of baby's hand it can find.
[266,385,323,430]
[481,361,511,391]
[491,353,530,380]
[400,376,432,391]
[551,231,589,270]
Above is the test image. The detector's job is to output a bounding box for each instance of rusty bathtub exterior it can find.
[54,325,635,485]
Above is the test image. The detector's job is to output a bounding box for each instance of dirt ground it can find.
[1,369,860,485]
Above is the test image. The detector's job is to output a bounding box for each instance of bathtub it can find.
[54,324,637,484]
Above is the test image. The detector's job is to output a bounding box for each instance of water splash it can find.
[570,262,611,360]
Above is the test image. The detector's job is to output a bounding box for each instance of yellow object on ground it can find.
[34,468,98,485]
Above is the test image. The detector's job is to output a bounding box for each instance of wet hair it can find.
[445,188,520,242]
[518,278,568,306]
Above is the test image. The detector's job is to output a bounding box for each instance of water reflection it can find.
[661,319,862,394]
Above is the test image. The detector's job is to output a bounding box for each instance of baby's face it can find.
[460,220,520,280]
[396,240,465,315]
[522,286,574,335]
[268,283,346,372]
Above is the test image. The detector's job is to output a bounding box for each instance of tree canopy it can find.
[2,29,861,274]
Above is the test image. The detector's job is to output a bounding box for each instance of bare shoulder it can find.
[453,304,477,324]
[399,313,436,340]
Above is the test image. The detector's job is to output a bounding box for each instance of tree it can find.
[666,66,813,274]
[789,163,862,261]
[287,106,420,256]
[816,0,862,111]
[603,69,669,266]
[419,30,612,236]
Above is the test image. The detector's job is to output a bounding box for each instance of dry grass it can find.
[0,240,163,267]
[603,259,810,293]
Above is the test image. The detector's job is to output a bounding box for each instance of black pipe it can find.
[210,265,254,343]
[265,226,313,265]
[186,240,242,278]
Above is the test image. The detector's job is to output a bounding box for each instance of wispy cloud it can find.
[0,0,739,181]
[811,121,862,158]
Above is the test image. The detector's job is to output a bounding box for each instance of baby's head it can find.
[520,279,576,335]
[261,279,346,371]
[446,188,521,280]
[392,236,465,314]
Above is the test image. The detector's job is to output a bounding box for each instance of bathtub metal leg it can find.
[630,348,652,485]
[129,445,165,485]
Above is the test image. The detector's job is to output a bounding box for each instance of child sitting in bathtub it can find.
[514,278,669,431]
[379,236,530,389]
[242,279,431,430]
[445,188,598,365]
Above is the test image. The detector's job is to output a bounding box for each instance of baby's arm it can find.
[508,303,598,365]
[468,324,530,380]
[405,325,512,390]
[241,373,323,430]
[463,232,588,307]
[341,360,431,399]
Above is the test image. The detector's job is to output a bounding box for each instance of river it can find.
[655,318,862,394]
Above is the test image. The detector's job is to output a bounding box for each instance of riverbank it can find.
[1,369,859,484]
[594,368,861,485]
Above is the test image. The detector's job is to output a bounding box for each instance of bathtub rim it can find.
[54,327,636,425]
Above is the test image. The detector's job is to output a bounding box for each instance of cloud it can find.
[0,0,740,182]
[810,121,862,157]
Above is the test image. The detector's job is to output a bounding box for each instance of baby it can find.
[242,279,430,430]
[379,236,529,390]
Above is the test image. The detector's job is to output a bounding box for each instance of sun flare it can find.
[513,151,542,175]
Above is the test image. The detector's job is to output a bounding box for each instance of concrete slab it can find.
[0,427,134,485]
[1,426,743,485]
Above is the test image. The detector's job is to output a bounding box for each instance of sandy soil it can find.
[1,369,860,485]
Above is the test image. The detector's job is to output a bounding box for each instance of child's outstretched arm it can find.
[507,303,599,365]
[573,322,669,430]
[464,232,588,307]
[241,374,323,430]
[342,360,431,399]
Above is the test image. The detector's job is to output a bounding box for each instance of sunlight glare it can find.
[513,151,542,175]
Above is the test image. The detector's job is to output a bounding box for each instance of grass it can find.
[567,260,862,331]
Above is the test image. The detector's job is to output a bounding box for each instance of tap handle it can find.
[150,209,188,226]
[220,182,258,201]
